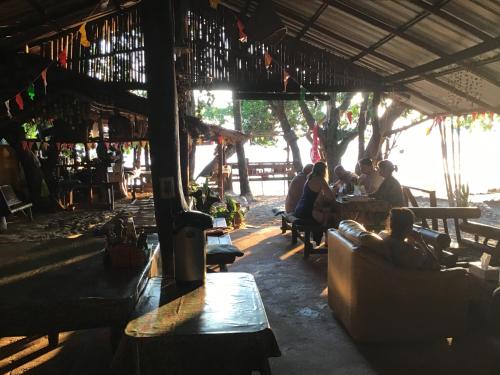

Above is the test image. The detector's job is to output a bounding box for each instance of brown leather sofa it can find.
[327,220,470,342]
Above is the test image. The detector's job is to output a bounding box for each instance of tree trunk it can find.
[364,97,406,160]
[269,101,302,173]
[197,144,236,179]
[188,138,196,183]
[356,93,370,169]
[233,98,253,199]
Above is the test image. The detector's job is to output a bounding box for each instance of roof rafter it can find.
[408,0,495,41]
[294,1,328,42]
[385,36,500,82]
[271,3,493,113]
[326,0,500,88]
[349,0,451,63]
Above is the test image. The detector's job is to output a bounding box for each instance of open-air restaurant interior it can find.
[1,0,500,374]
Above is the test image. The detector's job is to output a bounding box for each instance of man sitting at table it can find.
[357,157,384,194]
[333,165,357,196]
[285,164,313,213]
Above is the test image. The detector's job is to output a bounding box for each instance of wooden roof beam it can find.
[25,0,63,33]
[294,1,328,42]
[385,36,500,82]
[326,0,500,88]
[408,0,495,41]
[405,87,454,113]
[272,4,494,111]
[349,0,451,63]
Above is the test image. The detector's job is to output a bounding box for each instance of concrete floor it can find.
[1,201,500,374]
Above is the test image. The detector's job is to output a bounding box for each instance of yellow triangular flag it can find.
[79,23,91,48]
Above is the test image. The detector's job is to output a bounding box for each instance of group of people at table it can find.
[284,158,440,271]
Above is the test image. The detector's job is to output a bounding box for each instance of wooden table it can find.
[124,272,280,375]
[0,234,159,348]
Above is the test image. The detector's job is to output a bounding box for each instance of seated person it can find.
[285,164,313,213]
[380,208,440,270]
[295,161,336,228]
[332,165,357,196]
[369,159,404,207]
[357,157,383,194]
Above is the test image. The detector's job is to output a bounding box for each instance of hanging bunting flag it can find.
[236,19,247,43]
[36,142,41,150]
[15,93,24,110]
[4,100,12,118]
[217,135,224,144]
[490,112,495,121]
[55,142,61,151]
[299,86,306,103]
[283,70,290,92]
[264,51,272,70]
[21,141,28,151]
[79,23,91,48]
[58,49,67,68]
[27,142,34,150]
[471,112,478,121]
[140,140,147,148]
[346,111,353,124]
[27,82,35,100]
[209,0,220,9]
[41,68,48,93]
[310,124,321,163]
[104,142,110,150]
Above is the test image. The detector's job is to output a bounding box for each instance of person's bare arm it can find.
[320,179,336,201]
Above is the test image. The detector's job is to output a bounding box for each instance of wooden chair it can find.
[0,185,33,228]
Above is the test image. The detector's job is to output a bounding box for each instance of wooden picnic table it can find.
[122,272,280,374]
[333,196,390,230]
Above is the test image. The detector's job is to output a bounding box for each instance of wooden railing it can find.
[228,162,294,182]
[402,186,438,229]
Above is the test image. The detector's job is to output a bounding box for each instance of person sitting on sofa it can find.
[285,164,313,213]
[369,159,404,207]
[380,208,440,270]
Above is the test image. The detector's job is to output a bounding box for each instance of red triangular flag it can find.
[21,141,28,151]
[490,112,495,121]
[58,49,67,68]
[15,93,24,110]
[264,52,272,70]
[41,68,48,93]
[346,111,353,124]
[236,19,247,43]
[472,112,478,121]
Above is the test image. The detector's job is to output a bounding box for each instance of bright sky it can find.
[193,90,500,199]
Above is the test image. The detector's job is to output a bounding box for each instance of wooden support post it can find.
[179,124,190,198]
[429,191,438,230]
[217,140,224,200]
[141,0,187,278]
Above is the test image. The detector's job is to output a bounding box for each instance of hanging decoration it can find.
[310,124,321,163]
[236,19,247,43]
[209,0,220,9]
[217,135,224,144]
[264,51,273,70]
[346,111,353,124]
[41,68,48,93]
[471,112,478,121]
[21,141,28,151]
[283,70,290,92]
[490,112,495,121]
[4,100,12,118]
[27,83,35,100]
[58,49,67,68]
[79,23,91,47]
[15,93,24,110]
[299,86,306,103]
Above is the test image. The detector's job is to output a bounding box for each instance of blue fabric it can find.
[294,182,319,220]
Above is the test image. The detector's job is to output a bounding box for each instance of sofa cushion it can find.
[338,220,390,260]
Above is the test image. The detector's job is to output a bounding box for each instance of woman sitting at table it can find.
[370,159,404,207]
[294,161,336,226]
[380,208,440,270]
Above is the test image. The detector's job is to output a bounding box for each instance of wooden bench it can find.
[275,210,327,259]
[206,217,243,271]
[0,185,33,228]
[459,220,500,264]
